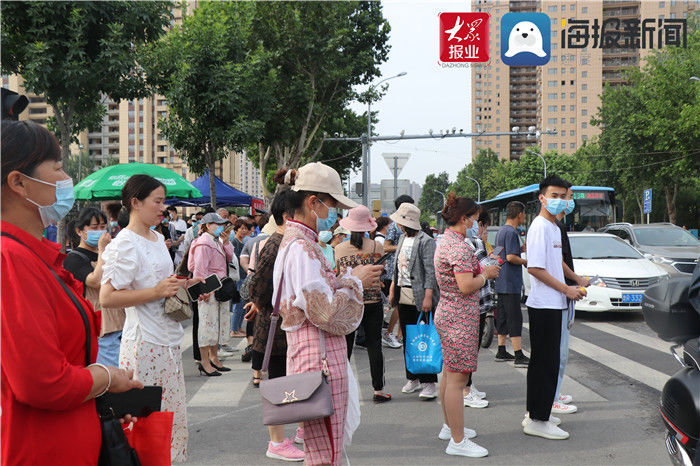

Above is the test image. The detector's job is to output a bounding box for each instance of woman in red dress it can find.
[0,121,142,465]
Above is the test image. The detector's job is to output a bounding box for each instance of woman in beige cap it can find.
[272,162,383,466]
[388,202,440,400]
[335,205,391,403]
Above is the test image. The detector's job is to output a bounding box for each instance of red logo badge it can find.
[439,12,489,63]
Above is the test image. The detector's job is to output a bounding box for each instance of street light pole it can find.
[363,71,407,206]
[78,143,85,182]
[433,189,447,207]
[463,175,481,202]
[526,148,547,178]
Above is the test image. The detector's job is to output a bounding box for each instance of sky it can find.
[347,1,473,188]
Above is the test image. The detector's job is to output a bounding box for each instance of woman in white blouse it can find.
[100,174,205,463]
[272,163,383,466]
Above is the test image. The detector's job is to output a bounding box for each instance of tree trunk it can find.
[206,145,217,209]
[52,103,72,252]
[664,184,678,225]
[258,143,272,203]
[636,195,643,223]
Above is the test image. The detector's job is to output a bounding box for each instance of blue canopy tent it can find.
[166,171,264,210]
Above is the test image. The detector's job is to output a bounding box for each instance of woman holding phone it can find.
[1,121,142,465]
[100,174,205,463]
[188,212,235,376]
[334,205,391,403]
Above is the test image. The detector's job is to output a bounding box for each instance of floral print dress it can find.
[273,220,364,466]
[433,228,482,373]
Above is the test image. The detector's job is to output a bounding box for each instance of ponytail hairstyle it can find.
[349,231,364,250]
[441,191,479,226]
[273,167,323,215]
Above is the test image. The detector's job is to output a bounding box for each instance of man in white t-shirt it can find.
[523,175,588,441]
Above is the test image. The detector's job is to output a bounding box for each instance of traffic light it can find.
[2,88,28,120]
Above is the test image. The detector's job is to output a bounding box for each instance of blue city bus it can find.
[479,184,618,232]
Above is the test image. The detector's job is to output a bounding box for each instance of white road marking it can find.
[580,321,672,354]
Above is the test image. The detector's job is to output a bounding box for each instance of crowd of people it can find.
[1,119,590,465]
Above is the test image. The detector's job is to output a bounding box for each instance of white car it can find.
[523,232,669,312]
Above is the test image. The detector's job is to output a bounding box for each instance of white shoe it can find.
[220,344,239,352]
[438,423,477,440]
[470,385,486,399]
[522,414,561,427]
[558,394,573,404]
[381,331,402,348]
[523,420,569,440]
[401,379,421,393]
[217,350,235,358]
[463,391,489,408]
[418,382,438,399]
[551,402,578,414]
[445,437,489,457]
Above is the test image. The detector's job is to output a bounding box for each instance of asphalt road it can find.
[180,308,673,465]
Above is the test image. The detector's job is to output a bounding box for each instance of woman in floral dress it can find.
[433,192,500,459]
[272,163,383,466]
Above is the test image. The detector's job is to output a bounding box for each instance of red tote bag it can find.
[122,412,174,466]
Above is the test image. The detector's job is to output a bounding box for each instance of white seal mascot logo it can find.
[505,21,547,57]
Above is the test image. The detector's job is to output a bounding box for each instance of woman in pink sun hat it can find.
[335,205,392,403]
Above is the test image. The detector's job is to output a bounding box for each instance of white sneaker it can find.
[470,385,486,399]
[217,350,235,358]
[401,379,421,393]
[381,331,402,348]
[523,420,569,440]
[463,391,489,408]
[551,402,578,414]
[438,423,477,440]
[220,344,239,353]
[558,394,573,404]
[418,382,438,399]
[445,437,489,457]
[522,414,561,427]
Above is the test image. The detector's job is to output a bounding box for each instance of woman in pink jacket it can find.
[188,213,234,376]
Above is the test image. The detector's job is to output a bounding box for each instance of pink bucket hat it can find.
[339,205,377,233]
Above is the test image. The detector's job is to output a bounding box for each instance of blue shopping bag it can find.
[404,312,443,374]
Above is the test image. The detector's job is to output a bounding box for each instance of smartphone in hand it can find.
[186,273,222,301]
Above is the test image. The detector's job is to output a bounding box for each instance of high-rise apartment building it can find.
[2,0,265,201]
[472,0,697,161]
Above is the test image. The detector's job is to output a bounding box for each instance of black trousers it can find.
[467,312,487,387]
[192,301,200,361]
[397,303,438,384]
[526,307,562,421]
[346,301,385,391]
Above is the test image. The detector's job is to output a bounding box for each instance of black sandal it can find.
[373,393,392,403]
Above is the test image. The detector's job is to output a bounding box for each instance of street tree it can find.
[1,1,173,159]
[141,2,272,208]
[248,1,391,199]
[418,172,450,224]
[592,25,700,224]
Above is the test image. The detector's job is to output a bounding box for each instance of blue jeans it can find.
[230,281,245,332]
[554,309,570,400]
[97,330,122,367]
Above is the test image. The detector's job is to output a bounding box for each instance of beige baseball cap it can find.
[390,203,421,231]
[291,162,358,210]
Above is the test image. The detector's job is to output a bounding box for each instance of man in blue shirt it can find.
[494,201,529,367]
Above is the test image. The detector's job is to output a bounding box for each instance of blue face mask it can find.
[314,200,337,232]
[109,221,118,228]
[564,199,575,215]
[213,225,225,237]
[319,230,333,243]
[516,225,526,234]
[24,176,75,228]
[544,197,567,216]
[85,230,106,247]
[466,219,480,237]
[149,225,156,230]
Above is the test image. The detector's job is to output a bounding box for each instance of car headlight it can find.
[650,255,674,265]
[583,276,607,287]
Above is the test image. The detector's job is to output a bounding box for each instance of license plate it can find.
[621,293,643,303]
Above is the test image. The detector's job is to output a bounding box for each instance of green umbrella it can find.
[73,162,202,200]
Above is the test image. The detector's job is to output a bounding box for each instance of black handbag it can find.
[215,258,240,303]
[1,232,141,466]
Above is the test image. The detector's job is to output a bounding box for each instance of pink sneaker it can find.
[266,439,304,462]
[294,427,304,444]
